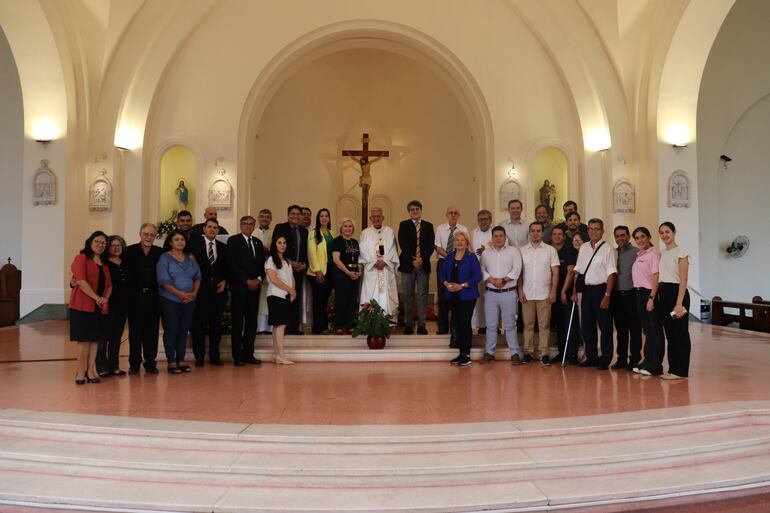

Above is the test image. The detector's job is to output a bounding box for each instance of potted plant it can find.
[351,299,395,349]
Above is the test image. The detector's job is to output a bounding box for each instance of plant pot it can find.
[366,335,386,350]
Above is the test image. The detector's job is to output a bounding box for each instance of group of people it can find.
[68,199,691,383]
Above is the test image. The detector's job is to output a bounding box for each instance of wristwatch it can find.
[604,292,611,297]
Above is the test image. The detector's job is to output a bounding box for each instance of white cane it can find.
[562,300,577,367]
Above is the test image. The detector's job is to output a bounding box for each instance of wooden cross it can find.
[342,133,389,229]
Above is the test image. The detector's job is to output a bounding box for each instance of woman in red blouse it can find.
[69,231,112,385]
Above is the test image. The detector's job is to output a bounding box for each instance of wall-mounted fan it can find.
[726,235,749,258]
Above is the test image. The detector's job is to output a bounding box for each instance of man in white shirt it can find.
[471,210,493,334]
[254,208,273,334]
[518,222,560,365]
[501,199,529,248]
[435,205,468,335]
[479,226,522,364]
[572,218,617,370]
[359,207,400,316]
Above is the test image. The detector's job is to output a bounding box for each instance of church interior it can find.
[1,0,770,511]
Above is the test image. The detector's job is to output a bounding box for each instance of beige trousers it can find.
[522,299,551,356]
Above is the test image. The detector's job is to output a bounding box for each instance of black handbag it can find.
[574,241,605,293]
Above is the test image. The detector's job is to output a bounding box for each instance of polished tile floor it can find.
[1,321,769,425]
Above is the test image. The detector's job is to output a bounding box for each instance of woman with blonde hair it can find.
[332,217,361,334]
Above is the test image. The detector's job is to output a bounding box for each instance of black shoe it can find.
[179,364,192,373]
[168,366,183,374]
[245,357,262,365]
[233,361,245,367]
[195,360,205,368]
[597,364,609,371]
[145,367,159,375]
[85,374,101,384]
[541,355,551,367]
[98,371,111,378]
[128,367,140,375]
[450,355,462,365]
[111,369,127,376]
[521,354,533,364]
[611,360,627,370]
[210,359,223,366]
[417,326,429,335]
[578,360,597,368]
[552,353,564,363]
[478,328,486,335]
[75,376,86,385]
[403,327,414,335]
[458,354,472,367]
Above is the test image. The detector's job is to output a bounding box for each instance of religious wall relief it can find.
[89,169,113,212]
[613,178,635,213]
[32,159,56,206]
[208,168,233,211]
[667,170,691,208]
[499,178,522,212]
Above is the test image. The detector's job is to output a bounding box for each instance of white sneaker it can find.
[638,368,652,376]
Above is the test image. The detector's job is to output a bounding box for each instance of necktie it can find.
[446,226,456,254]
[248,237,255,258]
[207,241,215,265]
[294,227,300,260]
[415,221,421,260]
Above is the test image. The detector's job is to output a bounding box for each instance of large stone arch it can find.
[236,19,495,219]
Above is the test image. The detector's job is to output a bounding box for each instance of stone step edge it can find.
[1,433,768,478]
[0,405,766,444]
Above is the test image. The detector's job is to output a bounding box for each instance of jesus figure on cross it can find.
[342,133,389,229]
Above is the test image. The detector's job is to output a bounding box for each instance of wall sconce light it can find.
[720,154,732,170]
[32,119,60,146]
[114,125,142,151]
[665,123,690,148]
[585,129,611,152]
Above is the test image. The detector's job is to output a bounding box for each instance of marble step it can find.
[1,403,770,512]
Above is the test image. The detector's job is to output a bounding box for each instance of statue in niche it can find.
[32,159,56,206]
[539,179,557,220]
[175,179,190,212]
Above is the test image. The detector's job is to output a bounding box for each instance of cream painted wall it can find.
[159,146,197,221]
[252,48,476,233]
[697,0,770,301]
[146,0,581,235]
[0,28,22,268]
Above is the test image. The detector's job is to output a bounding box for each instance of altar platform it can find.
[1,321,770,512]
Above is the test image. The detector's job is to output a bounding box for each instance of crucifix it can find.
[342,133,389,229]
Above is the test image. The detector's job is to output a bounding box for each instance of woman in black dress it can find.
[97,235,129,377]
[332,218,361,334]
[69,231,112,385]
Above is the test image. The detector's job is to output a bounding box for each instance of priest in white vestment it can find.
[359,207,400,315]
[471,210,493,331]
[254,209,273,333]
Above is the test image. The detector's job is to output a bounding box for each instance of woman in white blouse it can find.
[265,235,296,365]
[657,222,691,380]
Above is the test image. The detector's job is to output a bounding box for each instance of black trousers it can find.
[635,287,665,375]
[580,284,613,366]
[310,266,333,333]
[191,285,226,362]
[333,271,359,329]
[288,270,305,332]
[128,294,160,370]
[97,310,127,373]
[658,282,691,377]
[556,300,580,362]
[612,289,642,366]
[230,285,259,363]
[450,298,476,354]
[436,260,449,333]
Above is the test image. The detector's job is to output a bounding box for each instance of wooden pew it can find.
[0,258,21,327]
[711,296,770,333]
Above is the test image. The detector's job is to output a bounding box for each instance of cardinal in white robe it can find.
[359,207,400,315]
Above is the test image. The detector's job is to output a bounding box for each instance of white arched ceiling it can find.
[656,0,736,303]
[236,20,494,218]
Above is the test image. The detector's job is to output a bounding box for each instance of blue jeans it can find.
[483,289,520,356]
[159,297,196,364]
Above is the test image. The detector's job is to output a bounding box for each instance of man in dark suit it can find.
[189,218,228,367]
[227,215,265,366]
[192,206,229,235]
[397,200,435,335]
[163,210,195,251]
[272,205,308,335]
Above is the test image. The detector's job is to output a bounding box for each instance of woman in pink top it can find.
[631,227,663,376]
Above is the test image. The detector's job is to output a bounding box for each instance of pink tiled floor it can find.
[1,321,769,424]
